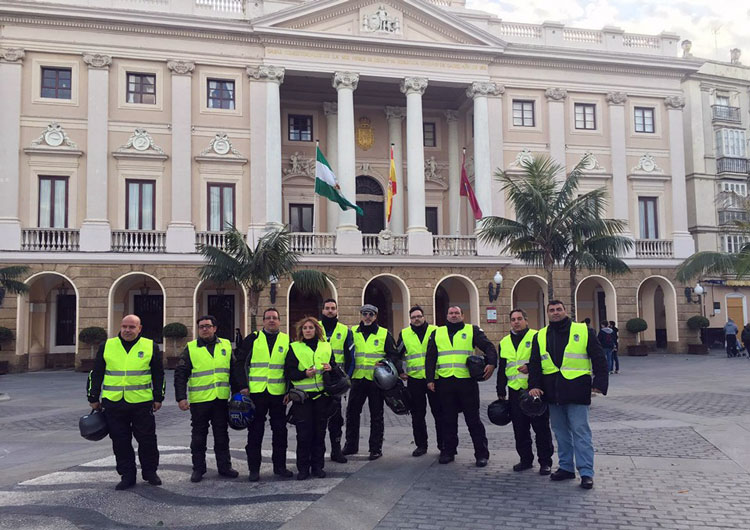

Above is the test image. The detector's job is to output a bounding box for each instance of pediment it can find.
[253,0,505,49]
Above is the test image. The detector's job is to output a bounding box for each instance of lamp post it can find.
[269,275,279,305]
[685,283,704,316]
[488,270,502,303]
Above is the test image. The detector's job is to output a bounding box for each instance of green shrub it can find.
[0,326,14,343]
[78,327,107,344]
[626,318,648,334]
[162,322,188,338]
[686,315,710,330]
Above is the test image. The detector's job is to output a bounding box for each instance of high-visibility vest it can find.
[101,336,154,403]
[248,332,289,395]
[290,340,332,397]
[434,324,473,379]
[536,323,592,379]
[320,321,348,365]
[351,325,387,380]
[499,329,537,391]
[401,325,437,379]
[187,338,232,403]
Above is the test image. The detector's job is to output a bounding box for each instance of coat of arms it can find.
[357,117,374,151]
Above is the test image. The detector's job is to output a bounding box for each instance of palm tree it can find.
[198,227,334,331]
[675,246,750,283]
[0,266,30,307]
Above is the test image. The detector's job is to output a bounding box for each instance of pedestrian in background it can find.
[609,321,620,374]
[724,318,739,358]
[597,321,616,374]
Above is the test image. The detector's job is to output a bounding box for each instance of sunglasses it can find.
[361,311,376,317]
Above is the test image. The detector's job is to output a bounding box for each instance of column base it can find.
[0,219,22,250]
[166,223,196,254]
[407,229,432,256]
[79,220,112,252]
[476,237,502,257]
[335,227,362,255]
[672,231,696,259]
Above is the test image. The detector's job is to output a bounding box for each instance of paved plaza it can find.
[1,351,750,529]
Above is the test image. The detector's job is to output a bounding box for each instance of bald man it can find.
[87,314,165,490]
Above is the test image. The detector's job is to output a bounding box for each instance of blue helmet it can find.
[228,393,255,430]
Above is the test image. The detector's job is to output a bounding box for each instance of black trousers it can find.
[345,378,384,453]
[103,399,159,478]
[190,398,232,472]
[436,377,488,460]
[407,377,444,451]
[327,395,344,446]
[246,391,287,471]
[727,334,739,357]
[294,396,331,472]
[508,388,554,466]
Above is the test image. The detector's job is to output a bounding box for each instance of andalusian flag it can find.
[315,145,363,215]
[386,143,397,222]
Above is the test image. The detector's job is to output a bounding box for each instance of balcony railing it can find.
[195,231,248,251]
[433,235,478,256]
[635,239,673,258]
[712,105,742,123]
[112,230,166,253]
[717,157,749,175]
[362,234,408,255]
[289,232,336,255]
[719,210,748,226]
[21,228,80,251]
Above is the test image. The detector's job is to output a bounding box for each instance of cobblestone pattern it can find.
[612,392,750,417]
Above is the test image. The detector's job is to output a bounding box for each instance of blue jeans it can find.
[603,348,614,372]
[549,403,594,477]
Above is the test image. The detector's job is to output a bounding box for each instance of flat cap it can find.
[360,304,379,314]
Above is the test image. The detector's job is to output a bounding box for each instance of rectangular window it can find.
[126,72,156,104]
[634,107,655,133]
[207,183,235,232]
[41,67,72,99]
[716,95,730,107]
[423,122,437,147]
[721,181,747,209]
[288,114,313,142]
[724,235,750,253]
[425,206,438,234]
[638,197,658,239]
[126,180,155,230]
[574,103,596,130]
[289,203,313,233]
[512,100,535,127]
[715,128,747,158]
[38,176,68,228]
[207,79,235,110]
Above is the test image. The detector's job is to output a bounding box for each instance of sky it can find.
[467,0,750,62]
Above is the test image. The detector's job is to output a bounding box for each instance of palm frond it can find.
[675,251,743,282]
[291,270,336,295]
[0,265,30,295]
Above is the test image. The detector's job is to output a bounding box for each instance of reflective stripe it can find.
[564,353,589,360]
[104,370,151,376]
[561,367,592,374]
[190,368,229,377]
[506,360,525,368]
[406,365,422,373]
[294,383,320,391]
[248,376,268,382]
[268,364,285,369]
[355,353,384,359]
[507,373,528,381]
[354,364,376,370]
[332,349,344,354]
[436,362,466,368]
[250,363,285,369]
[267,378,286,384]
[189,382,230,392]
[437,349,472,356]
[102,384,152,391]
[405,353,423,361]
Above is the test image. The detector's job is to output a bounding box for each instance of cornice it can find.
[494,55,688,79]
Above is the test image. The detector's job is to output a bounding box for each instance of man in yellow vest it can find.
[319,298,354,463]
[174,315,239,483]
[496,308,553,475]
[425,305,497,467]
[396,305,442,457]
[233,307,293,482]
[86,314,165,490]
[528,300,608,490]
[342,303,400,460]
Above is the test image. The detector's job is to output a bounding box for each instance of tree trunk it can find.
[569,265,578,322]
[546,266,555,301]
[249,289,260,331]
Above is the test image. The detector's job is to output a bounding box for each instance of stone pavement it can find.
[1,350,750,529]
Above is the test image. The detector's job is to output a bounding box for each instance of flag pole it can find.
[386,143,393,231]
[313,140,320,236]
[457,147,465,236]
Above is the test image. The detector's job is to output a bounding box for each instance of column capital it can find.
[664,95,686,110]
[1,48,25,63]
[544,87,567,101]
[444,109,460,122]
[167,60,195,76]
[247,65,285,84]
[400,77,428,96]
[83,53,112,69]
[332,71,359,91]
[605,91,627,105]
[323,101,338,116]
[385,105,406,120]
[466,81,503,99]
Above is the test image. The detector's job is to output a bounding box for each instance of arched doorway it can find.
[575,275,618,329]
[362,274,410,335]
[286,279,337,335]
[194,280,246,345]
[511,275,548,329]
[433,275,480,326]
[15,272,78,371]
[356,175,384,234]
[109,273,165,343]
[637,276,679,347]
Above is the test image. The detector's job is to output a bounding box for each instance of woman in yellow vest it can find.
[286,316,334,480]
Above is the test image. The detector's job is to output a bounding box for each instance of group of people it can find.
[724,318,750,358]
[86,298,608,491]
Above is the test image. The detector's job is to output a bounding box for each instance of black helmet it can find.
[287,388,307,404]
[287,402,306,426]
[79,409,108,441]
[519,391,548,417]
[487,399,511,426]
[323,365,351,397]
[466,354,487,381]
[228,393,255,430]
[383,380,411,415]
[373,360,399,391]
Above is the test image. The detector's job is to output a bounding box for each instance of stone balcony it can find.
[635,239,673,259]
[21,228,79,252]
[712,105,742,124]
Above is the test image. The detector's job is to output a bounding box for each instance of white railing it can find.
[563,28,603,43]
[195,231,245,251]
[362,234,408,255]
[195,0,243,14]
[21,228,80,251]
[289,232,336,255]
[623,34,661,49]
[498,22,543,39]
[432,235,477,256]
[635,239,673,258]
[112,230,166,253]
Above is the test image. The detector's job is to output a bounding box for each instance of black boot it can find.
[330,441,348,463]
[115,475,136,490]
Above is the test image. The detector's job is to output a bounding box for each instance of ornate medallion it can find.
[356,117,374,151]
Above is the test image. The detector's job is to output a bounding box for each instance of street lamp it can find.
[269,275,279,305]
[685,283,705,316]
[488,271,502,303]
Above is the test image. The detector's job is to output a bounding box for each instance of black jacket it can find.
[425,322,498,383]
[528,317,608,405]
[284,337,338,398]
[174,335,236,402]
[87,334,165,403]
[495,327,532,399]
[232,329,287,391]
[320,317,355,376]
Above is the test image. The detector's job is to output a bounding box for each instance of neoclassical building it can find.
[0,0,719,370]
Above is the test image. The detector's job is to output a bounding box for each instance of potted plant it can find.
[625,318,649,356]
[78,326,107,356]
[0,326,13,349]
[162,322,188,368]
[686,315,710,354]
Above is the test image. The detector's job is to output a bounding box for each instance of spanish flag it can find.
[386,143,397,223]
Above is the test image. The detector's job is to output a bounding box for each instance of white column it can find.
[401,77,432,255]
[487,87,505,218]
[0,48,24,250]
[166,60,195,253]
[606,91,635,257]
[545,87,568,177]
[385,106,406,234]
[333,72,362,254]
[323,102,339,233]
[665,95,695,258]
[79,53,113,252]
[444,110,461,234]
